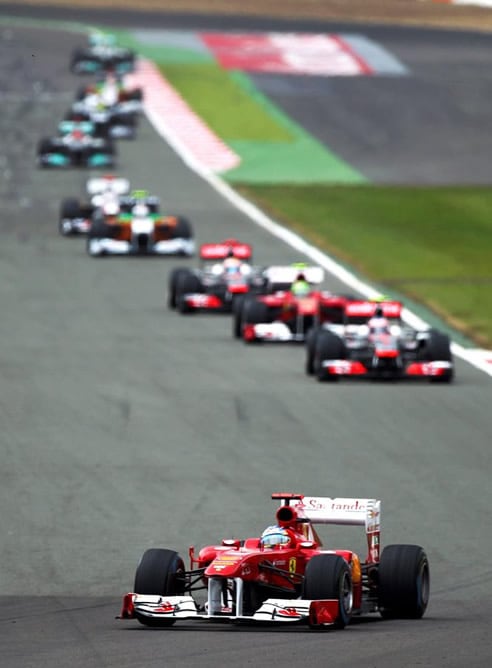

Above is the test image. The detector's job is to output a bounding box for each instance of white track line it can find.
[137,58,492,378]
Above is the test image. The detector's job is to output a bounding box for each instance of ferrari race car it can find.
[37,120,115,169]
[119,492,430,629]
[68,76,142,140]
[235,265,351,342]
[59,175,130,236]
[168,239,265,313]
[87,190,194,257]
[306,299,454,382]
[70,33,136,75]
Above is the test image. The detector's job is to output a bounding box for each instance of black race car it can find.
[70,33,136,75]
[37,120,115,169]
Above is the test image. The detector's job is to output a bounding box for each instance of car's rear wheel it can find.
[173,217,193,240]
[378,544,430,619]
[303,554,353,629]
[424,330,453,383]
[134,548,185,627]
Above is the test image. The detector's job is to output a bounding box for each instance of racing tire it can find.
[168,268,192,309]
[37,138,55,167]
[134,548,185,627]
[75,85,88,101]
[424,330,454,383]
[305,327,320,375]
[173,217,193,240]
[176,272,203,314]
[88,215,113,240]
[314,331,345,382]
[232,295,249,338]
[59,198,81,236]
[69,49,87,73]
[303,554,353,629]
[241,299,270,343]
[378,544,430,619]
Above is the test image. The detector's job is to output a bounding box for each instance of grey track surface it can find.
[252,28,492,184]
[4,4,492,183]
[0,18,491,668]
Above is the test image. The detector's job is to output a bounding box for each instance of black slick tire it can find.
[134,548,185,627]
[303,554,353,629]
[378,544,430,619]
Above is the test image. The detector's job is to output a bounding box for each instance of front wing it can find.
[180,293,228,311]
[243,322,304,343]
[120,594,340,627]
[87,237,194,256]
[60,217,91,235]
[320,358,453,378]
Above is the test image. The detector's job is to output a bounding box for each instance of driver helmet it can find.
[103,202,119,216]
[133,203,149,218]
[260,525,291,549]
[223,251,241,274]
[291,273,311,297]
[368,307,390,335]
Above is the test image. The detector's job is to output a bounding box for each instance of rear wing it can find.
[273,493,381,563]
[345,301,402,319]
[86,176,130,196]
[264,265,324,286]
[294,497,380,529]
[199,239,252,261]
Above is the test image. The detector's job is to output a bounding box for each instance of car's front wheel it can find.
[134,548,186,627]
[303,554,353,629]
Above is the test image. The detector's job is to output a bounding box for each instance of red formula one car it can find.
[168,239,267,313]
[120,493,429,630]
[307,300,454,382]
[234,266,351,343]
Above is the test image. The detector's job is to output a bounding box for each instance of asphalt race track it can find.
[0,16,491,668]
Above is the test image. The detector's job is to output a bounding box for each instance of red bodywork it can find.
[180,239,254,312]
[199,238,252,261]
[186,494,379,613]
[120,493,384,627]
[243,291,350,341]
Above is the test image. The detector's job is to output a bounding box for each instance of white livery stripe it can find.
[126,59,240,173]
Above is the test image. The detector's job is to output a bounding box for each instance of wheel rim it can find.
[341,571,353,615]
[417,560,430,610]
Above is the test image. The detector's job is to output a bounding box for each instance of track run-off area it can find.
[0,9,491,668]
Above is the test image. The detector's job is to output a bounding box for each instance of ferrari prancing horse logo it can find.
[288,558,296,574]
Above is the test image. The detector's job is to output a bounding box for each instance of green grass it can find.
[158,63,294,142]
[118,30,492,347]
[237,184,492,347]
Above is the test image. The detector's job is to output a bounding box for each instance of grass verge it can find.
[237,184,492,347]
[119,30,492,347]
